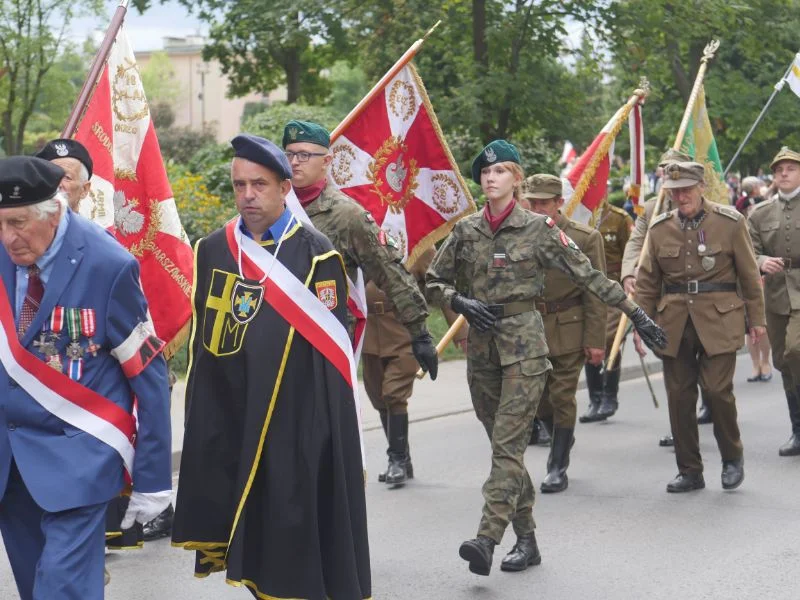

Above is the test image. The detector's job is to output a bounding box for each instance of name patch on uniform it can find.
[491,252,508,268]
[315,280,338,310]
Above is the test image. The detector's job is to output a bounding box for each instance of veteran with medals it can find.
[172,135,371,599]
[634,162,765,493]
[0,157,172,599]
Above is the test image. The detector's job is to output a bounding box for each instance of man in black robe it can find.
[172,134,371,600]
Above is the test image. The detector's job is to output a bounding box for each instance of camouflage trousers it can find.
[536,350,585,428]
[468,341,550,544]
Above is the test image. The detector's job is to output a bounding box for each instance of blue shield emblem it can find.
[230,280,264,325]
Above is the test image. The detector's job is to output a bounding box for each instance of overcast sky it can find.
[69,1,206,51]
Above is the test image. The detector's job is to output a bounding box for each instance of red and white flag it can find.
[559,141,577,166]
[328,62,474,268]
[564,106,625,224]
[628,103,645,215]
[73,28,193,356]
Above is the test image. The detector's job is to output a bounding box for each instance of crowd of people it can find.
[0,120,797,598]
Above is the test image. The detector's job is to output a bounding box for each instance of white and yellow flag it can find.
[784,54,800,97]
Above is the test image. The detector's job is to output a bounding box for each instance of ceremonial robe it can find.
[172,216,371,600]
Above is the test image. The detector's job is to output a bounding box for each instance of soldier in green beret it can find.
[748,146,800,456]
[282,119,438,484]
[427,140,665,576]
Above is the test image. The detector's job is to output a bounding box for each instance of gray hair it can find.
[30,193,67,220]
[742,176,762,195]
[77,163,90,184]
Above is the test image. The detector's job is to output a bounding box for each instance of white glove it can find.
[121,490,173,530]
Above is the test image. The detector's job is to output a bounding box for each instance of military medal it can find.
[50,306,64,343]
[697,230,707,254]
[33,330,57,358]
[81,308,99,357]
[492,252,508,269]
[65,308,84,380]
[45,307,65,371]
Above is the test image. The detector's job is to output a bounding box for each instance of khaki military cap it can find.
[658,148,692,168]
[770,146,800,171]
[662,161,705,189]
[523,173,562,199]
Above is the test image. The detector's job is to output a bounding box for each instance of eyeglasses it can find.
[284,151,327,163]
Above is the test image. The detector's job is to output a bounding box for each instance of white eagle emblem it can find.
[54,142,69,157]
[113,190,145,235]
[485,147,497,163]
[10,186,21,200]
[386,153,408,193]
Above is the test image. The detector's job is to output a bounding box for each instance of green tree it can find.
[0,0,102,154]
[604,0,800,173]
[140,51,180,106]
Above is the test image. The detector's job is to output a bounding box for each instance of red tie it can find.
[18,265,43,337]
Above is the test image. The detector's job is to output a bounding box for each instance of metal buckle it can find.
[687,280,699,294]
[371,301,384,315]
[535,302,548,315]
[784,258,792,270]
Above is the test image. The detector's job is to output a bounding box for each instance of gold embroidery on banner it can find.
[89,187,106,220]
[128,199,161,257]
[367,136,419,214]
[388,80,416,121]
[114,168,137,182]
[112,60,150,123]
[330,144,356,187]
[431,173,460,215]
[91,121,113,157]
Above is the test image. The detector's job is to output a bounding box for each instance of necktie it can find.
[18,265,43,337]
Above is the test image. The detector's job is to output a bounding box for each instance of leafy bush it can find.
[170,165,237,244]
[242,103,342,146]
[158,126,217,166]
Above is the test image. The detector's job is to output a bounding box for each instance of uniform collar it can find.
[474,201,529,237]
[677,199,707,230]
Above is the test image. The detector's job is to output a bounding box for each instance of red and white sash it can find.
[226,219,365,466]
[0,278,136,472]
[285,188,367,362]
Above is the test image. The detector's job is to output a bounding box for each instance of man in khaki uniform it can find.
[525,174,607,493]
[581,199,633,423]
[363,247,466,485]
[747,146,800,457]
[635,162,765,492]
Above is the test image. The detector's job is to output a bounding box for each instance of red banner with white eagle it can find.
[328,62,474,268]
[71,28,193,357]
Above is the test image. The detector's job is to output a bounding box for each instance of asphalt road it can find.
[2,352,798,599]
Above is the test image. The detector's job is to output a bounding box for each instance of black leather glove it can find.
[451,294,496,333]
[628,307,667,352]
[411,331,439,380]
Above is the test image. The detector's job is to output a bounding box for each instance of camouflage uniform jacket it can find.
[534,213,607,356]
[305,183,429,337]
[426,203,628,367]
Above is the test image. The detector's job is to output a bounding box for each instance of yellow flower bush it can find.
[171,168,237,244]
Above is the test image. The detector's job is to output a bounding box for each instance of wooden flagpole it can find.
[606,39,720,371]
[62,0,130,138]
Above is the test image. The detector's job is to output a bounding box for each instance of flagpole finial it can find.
[702,40,720,63]
[422,20,442,43]
[634,78,650,102]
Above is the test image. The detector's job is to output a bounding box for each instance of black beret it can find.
[36,138,93,179]
[231,134,293,180]
[0,156,64,208]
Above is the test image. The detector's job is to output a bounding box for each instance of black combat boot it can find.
[697,396,712,425]
[142,504,174,541]
[459,535,496,576]
[541,428,573,493]
[385,413,410,486]
[378,410,389,482]
[579,363,606,423]
[666,472,705,493]
[529,417,551,446]
[779,389,800,457]
[597,368,620,419]
[500,531,542,572]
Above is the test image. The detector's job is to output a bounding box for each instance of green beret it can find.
[282,120,330,149]
[523,174,562,199]
[662,161,705,189]
[770,146,800,170]
[658,148,692,168]
[471,139,520,184]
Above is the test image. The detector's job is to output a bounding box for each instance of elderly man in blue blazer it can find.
[0,156,172,599]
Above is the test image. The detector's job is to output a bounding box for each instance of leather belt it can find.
[782,258,800,270]
[664,281,737,295]
[533,296,583,315]
[606,262,622,274]
[369,301,393,315]
[487,300,536,318]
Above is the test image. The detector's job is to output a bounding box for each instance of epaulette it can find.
[713,204,741,221]
[568,219,594,235]
[608,204,630,217]
[650,210,673,227]
[751,197,776,212]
